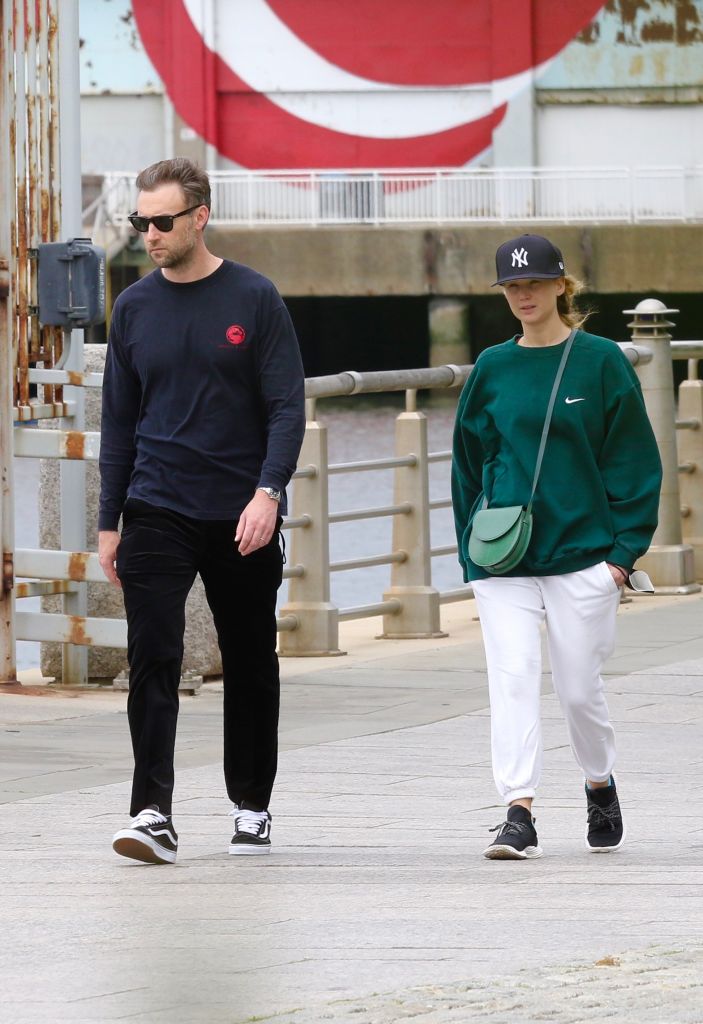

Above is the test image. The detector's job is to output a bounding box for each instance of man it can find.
[99,157,305,864]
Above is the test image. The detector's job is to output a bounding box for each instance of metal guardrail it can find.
[87,167,703,234]
[6,311,703,673]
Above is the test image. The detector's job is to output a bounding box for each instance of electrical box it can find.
[37,238,106,328]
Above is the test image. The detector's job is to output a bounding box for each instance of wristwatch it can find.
[258,486,282,503]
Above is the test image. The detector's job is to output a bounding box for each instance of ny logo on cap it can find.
[511,247,528,269]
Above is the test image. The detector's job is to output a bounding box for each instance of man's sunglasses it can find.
[128,204,203,233]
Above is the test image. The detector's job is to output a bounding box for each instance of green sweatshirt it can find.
[451,329,662,582]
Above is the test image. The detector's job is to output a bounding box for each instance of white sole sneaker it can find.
[484,843,543,860]
[228,843,271,856]
[585,820,627,853]
[113,828,177,864]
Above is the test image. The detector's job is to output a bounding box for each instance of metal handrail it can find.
[10,327,703,670]
[339,599,401,622]
[330,551,406,573]
[306,364,470,397]
[328,503,411,524]
[329,455,417,474]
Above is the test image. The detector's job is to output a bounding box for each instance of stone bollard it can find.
[380,393,446,639]
[623,299,700,593]
[279,409,342,656]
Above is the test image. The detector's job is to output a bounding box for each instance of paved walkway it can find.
[2,593,703,1023]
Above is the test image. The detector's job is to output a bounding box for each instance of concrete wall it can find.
[537,105,703,166]
[205,224,703,298]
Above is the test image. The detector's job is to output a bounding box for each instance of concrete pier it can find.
[1,594,702,1022]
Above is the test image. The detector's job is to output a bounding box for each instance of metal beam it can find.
[16,611,127,648]
[13,428,100,459]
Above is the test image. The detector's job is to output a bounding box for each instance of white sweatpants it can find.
[472,563,621,804]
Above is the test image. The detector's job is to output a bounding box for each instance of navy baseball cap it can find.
[493,234,566,286]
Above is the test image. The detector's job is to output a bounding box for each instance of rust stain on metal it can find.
[16,173,30,406]
[40,188,50,239]
[576,18,601,44]
[2,552,14,593]
[14,581,70,598]
[676,0,703,42]
[47,8,58,48]
[642,17,676,42]
[68,551,90,582]
[604,0,703,45]
[68,616,90,646]
[67,370,84,386]
[65,431,86,459]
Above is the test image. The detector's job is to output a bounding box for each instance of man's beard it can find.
[147,230,197,269]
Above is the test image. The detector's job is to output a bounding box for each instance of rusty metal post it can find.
[0,2,18,683]
[56,0,89,684]
[625,299,700,593]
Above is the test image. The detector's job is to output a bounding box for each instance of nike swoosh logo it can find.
[565,397,585,404]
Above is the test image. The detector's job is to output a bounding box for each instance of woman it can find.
[451,233,662,860]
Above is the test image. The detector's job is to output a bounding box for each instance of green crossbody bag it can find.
[468,330,576,575]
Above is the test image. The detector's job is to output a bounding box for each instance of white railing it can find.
[92,166,703,230]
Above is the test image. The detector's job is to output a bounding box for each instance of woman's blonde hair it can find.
[557,274,592,329]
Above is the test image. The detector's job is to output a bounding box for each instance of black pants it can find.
[116,498,283,817]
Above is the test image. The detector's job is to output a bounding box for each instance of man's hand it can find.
[98,530,122,587]
[235,490,279,556]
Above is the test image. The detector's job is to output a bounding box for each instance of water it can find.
[312,399,462,609]
[13,400,463,670]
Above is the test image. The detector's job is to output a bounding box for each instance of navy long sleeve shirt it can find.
[99,260,306,530]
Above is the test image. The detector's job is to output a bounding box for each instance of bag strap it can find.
[526,328,577,512]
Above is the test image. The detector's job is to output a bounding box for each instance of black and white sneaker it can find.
[585,778,626,853]
[112,807,178,864]
[228,807,272,855]
[484,804,543,860]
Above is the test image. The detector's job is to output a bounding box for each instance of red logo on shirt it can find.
[226,324,246,345]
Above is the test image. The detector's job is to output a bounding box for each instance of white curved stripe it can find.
[183,0,550,139]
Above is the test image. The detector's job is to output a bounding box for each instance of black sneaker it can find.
[484,804,543,860]
[585,778,625,852]
[112,807,178,864]
[229,807,272,855]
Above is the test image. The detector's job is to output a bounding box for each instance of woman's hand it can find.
[606,563,629,588]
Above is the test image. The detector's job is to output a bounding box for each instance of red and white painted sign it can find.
[133,0,604,168]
